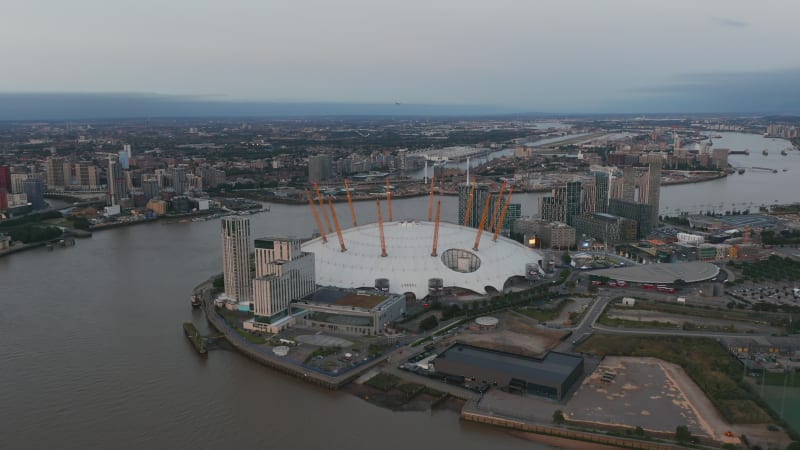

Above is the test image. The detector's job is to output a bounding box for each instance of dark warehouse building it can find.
[432,343,584,400]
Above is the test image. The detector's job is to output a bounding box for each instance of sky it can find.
[1,0,799,117]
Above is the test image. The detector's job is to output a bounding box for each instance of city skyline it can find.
[2,1,800,117]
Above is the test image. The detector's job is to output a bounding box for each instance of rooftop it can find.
[435,343,583,387]
[302,287,390,310]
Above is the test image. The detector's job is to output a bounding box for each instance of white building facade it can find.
[250,237,316,331]
[221,216,253,306]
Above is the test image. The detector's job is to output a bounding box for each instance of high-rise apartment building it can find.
[308,155,333,183]
[643,157,661,226]
[221,216,253,306]
[251,238,316,327]
[168,167,188,195]
[0,166,10,193]
[457,183,490,228]
[107,159,127,206]
[10,173,30,194]
[45,157,66,190]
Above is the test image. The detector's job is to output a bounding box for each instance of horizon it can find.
[2,92,800,122]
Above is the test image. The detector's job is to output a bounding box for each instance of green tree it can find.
[675,425,692,443]
[212,276,224,290]
[634,426,645,437]
[552,409,565,424]
[419,315,439,332]
[561,251,571,265]
[673,279,687,287]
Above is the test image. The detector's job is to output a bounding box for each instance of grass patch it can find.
[516,298,574,322]
[423,387,446,397]
[597,313,680,330]
[395,383,425,398]
[756,372,800,387]
[304,346,341,363]
[365,373,400,392]
[577,335,772,424]
[235,328,267,344]
[368,342,390,357]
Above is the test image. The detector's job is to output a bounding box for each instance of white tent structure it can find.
[302,221,543,299]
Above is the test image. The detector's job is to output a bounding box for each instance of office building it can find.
[573,213,637,244]
[308,155,333,183]
[513,218,575,250]
[458,183,490,228]
[221,216,253,307]
[565,181,582,226]
[593,171,610,213]
[22,179,45,210]
[607,199,654,239]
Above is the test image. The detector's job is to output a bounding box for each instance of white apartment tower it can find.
[252,237,315,324]
[221,216,253,306]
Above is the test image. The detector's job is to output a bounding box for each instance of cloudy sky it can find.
[2,0,799,115]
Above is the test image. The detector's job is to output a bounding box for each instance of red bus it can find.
[642,284,655,290]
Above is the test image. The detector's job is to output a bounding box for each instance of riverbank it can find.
[194,277,388,390]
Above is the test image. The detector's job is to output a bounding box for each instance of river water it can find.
[1,132,795,449]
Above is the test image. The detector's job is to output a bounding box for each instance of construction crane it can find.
[463,181,476,227]
[376,199,388,257]
[313,182,333,234]
[385,177,393,222]
[427,174,436,221]
[305,189,327,243]
[431,200,442,257]
[473,193,493,251]
[344,179,357,227]
[493,187,514,242]
[327,196,346,252]
[490,181,507,232]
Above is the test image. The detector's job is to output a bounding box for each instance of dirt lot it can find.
[442,312,566,357]
[566,356,731,441]
[605,307,781,334]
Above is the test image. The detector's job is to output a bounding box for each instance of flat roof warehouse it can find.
[432,343,584,400]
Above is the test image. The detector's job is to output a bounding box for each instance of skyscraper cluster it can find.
[539,158,662,243]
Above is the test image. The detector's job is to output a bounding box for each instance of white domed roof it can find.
[302,221,542,299]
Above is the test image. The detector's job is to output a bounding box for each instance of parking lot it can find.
[565,356,726,439]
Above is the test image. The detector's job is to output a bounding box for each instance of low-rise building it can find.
[294,287,406,336]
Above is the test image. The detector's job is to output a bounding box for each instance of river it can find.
[1,131,796,449]
[0,203,550,450]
